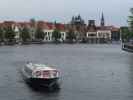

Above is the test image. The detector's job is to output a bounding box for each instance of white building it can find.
[41,22,66,42]
[86,31,97,39]
[14,25,20,42]
[97,30,111,40]
[60,31,66,42]
[43,29,53,42]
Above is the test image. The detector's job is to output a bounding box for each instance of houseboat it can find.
[21,62,60,89]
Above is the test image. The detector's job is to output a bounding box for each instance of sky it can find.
[0,0,133,26]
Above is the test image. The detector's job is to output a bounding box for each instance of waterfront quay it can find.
[122,43,133,52]
[0,44,133,100]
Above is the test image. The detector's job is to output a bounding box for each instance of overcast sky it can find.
[0,0,133,26]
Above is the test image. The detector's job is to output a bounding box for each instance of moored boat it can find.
[21,62,60,89]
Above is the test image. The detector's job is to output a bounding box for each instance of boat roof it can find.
[26,63,57,71]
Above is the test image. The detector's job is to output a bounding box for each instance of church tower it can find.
[101,13,105,26]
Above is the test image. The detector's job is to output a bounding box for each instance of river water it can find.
[0,44,133,100]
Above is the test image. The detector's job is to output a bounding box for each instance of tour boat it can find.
[21,62,60,89]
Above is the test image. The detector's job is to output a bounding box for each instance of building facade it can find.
[86,13,120,43]
[0,13,120,44]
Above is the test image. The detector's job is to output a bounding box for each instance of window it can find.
[88,33,96,37]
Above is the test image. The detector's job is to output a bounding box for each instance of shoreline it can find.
[0,41,121,46]
[122,43,133,53]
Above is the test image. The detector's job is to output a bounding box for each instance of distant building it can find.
[86,20,97,43]
[86,13,120,43]
[0,13,120,43]
[36,21,66,42]
[69,15,86,42]
[101,13,105,27]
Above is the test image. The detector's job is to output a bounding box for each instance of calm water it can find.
[0,44,133,100]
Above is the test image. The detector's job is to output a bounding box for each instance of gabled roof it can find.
[55,23,65,31]
[3,21,16,27]
[37,21,55,30]
[37,21,66,31]
[46,22,55,30]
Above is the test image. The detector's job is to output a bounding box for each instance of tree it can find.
[30,18,36,40]
[121,27,130,42]
[4,26,15,42]
[20,27,31,42]
[127,8,133,39]
[30,18,36,27]
[129,8,133,30]
[0,27,4,42]
[121,8,133,42]
[52,29,61,42]
[66,29,76,43]
[35,27,45,41]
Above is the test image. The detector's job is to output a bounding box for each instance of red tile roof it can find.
[37,21,45,29]
[3,21,16,27]
[46,22,55,30]
[0,20,119,32]
[37,21,65,31]
[55,23,65,31]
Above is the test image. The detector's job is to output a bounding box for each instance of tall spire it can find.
[101,12,105,26]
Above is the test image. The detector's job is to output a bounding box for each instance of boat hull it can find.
[27,78,59,87]
[21,71,60,89]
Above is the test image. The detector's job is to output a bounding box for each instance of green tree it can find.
[52,29,61,42]
[4,26,15,42]
[0,27,4,42]
[30,18,36,27]
[121,27,130,42]
[66,30,76,43]
[20,27,31,42]
[129,8,133,30]
[121,8,133,42]
[30,18,36,40]
[35,27,45,41]
[128,8,133,39]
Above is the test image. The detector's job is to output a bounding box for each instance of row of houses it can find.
[0,14,120,44]
[0,20,67,43]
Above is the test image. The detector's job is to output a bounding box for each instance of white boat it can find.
[21,62,60,89]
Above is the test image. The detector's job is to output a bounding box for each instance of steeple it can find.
[101,12,105,26]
